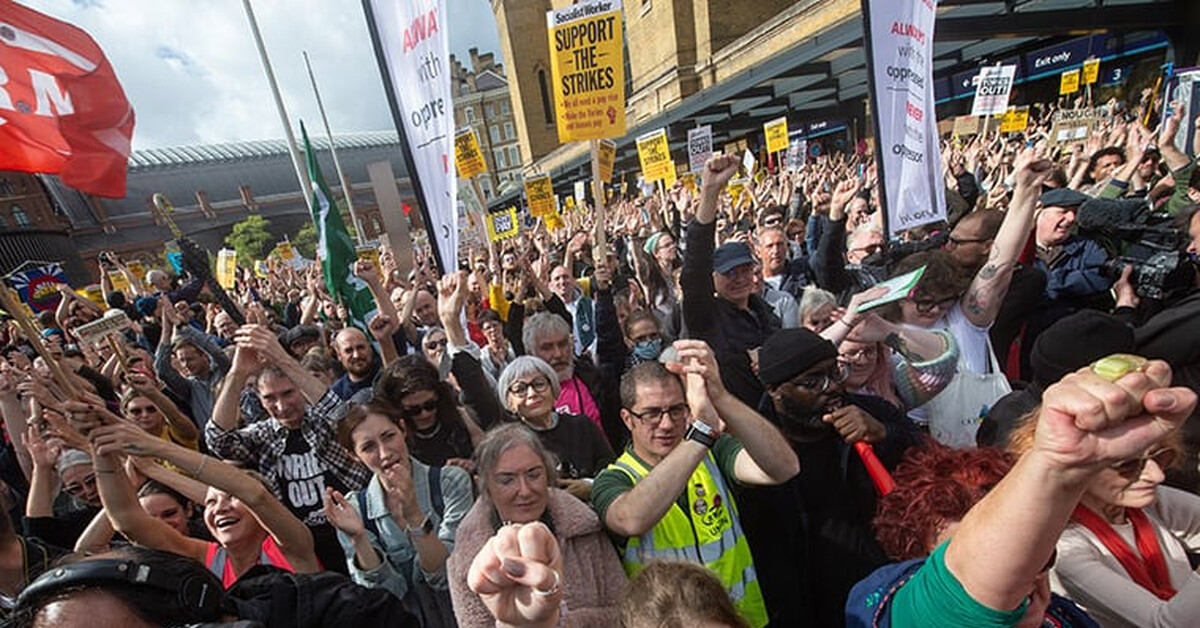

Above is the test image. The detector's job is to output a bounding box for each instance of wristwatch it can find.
[684,421,718,449]
[405,515,434,537]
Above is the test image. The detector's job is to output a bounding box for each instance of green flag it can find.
[301,122,377,328]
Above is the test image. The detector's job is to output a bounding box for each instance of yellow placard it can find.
[680,172,697,194]
[125,260,146,282]
[524,174,556,217]
[544,212,565,232]
[107,270,131,295]
[1060,69,1081,95]
[216,249,237,290]
[79,285,107,310]
[636,128,672,182]
[355,245,382,277]
[564,195,576,210]
[1000,107,1030,134]
[764,117,790,153]
[547,0,626,142]
[727,178,747,205]
[597,139,615,182]
[275,242,296,262]
[1082,58,1100,85]
[253,260,269,279]
[485,208,520,242]
[454,128,488,178]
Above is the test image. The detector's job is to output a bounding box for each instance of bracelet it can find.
[837,317,854,328]
[193,455,208,480]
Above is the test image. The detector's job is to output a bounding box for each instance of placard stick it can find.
[0,288,80,399]
[106,336,129,377]
[590,140,607,267]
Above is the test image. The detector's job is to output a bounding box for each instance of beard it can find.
[773,393,835,438]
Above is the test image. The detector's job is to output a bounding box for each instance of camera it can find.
[1101,250,1192,300]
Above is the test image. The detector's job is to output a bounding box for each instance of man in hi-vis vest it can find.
[591,340,799,628]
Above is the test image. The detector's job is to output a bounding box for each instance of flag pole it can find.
[303,50,365,244]
[241,0,312,214]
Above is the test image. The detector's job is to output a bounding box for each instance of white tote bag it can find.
[924,340,1011,448]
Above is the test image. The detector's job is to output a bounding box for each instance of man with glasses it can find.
[591,345,798,628]
[737,328,922,627]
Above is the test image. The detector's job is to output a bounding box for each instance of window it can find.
[11,205,30,227]
[494,149,507,169]
[504,122,514,140]
[0,178,13,197]
[536,69,554,124]
[490,125,501,144]
[486,104,495,117]
[465,107,476,123]
[480,179,493,199]
[501,100,510,114]
[508,146,521,169]
[0,214,7,228]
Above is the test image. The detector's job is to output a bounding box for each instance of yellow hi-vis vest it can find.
[608,450,768,628]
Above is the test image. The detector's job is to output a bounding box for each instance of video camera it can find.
[1080,197,1194,301]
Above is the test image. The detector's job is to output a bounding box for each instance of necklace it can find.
[412,421,443,440]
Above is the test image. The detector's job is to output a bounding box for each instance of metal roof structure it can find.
[127,131,402,172]
[490,0,1184,208]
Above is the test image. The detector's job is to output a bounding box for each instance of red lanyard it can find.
[1071,504,1178,600]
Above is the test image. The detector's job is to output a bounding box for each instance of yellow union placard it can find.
[547,0,626,142]
[1000,107,1030,134]
[1082,58,1100,85]
[107,270,131,295]
[524,174,556,217]
[764,117,790,153]
[1060,69,1081,95]
[636,128,672,182]
[485,208,520,242]
[454,128,488,178]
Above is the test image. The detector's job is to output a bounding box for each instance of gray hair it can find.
[56,448,92,476]
[798,287,836,323]
[522,312,571,356]
[474,423,559,502]
[496,356,561,408]
[847,223,884,249]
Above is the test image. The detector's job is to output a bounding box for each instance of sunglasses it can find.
[788,364,849,392]
[1110,448,1177,479]
[424,338,448,351]
[401,399,439,418]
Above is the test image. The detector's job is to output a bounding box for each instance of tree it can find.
[294,222,318,259]
[224,215,273,263]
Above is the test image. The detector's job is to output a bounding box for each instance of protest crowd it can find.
[2,83,1200,628]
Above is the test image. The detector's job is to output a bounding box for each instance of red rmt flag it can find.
[0,1,135,198]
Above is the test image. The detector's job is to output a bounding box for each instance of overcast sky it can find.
[21,0,504,150]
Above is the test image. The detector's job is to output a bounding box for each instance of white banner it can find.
[970,65,1016,117]
[367,0,457,272]
[866,0,945,236]
[687,125,712,175]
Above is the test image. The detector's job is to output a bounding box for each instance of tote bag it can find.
[924,339,1011,448]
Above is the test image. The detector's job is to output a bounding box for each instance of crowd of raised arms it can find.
[0,93,1199,628]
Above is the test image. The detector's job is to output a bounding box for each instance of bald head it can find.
[333,327,375,380]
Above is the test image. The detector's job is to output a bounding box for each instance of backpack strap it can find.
[429,466,444,517]
[356,490,380,539]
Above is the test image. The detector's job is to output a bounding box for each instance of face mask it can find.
[632,338,662,360]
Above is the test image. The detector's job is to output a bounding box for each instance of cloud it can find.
[21,0,504,149]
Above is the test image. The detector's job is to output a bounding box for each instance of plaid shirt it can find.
[205,389,371,522]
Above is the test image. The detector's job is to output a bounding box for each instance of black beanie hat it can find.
[1029,310,1135,388]
[758,328,838,387]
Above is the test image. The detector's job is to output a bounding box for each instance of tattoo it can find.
[884,332,920,362]
[978,263,999,280]
[965,289,986,317]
